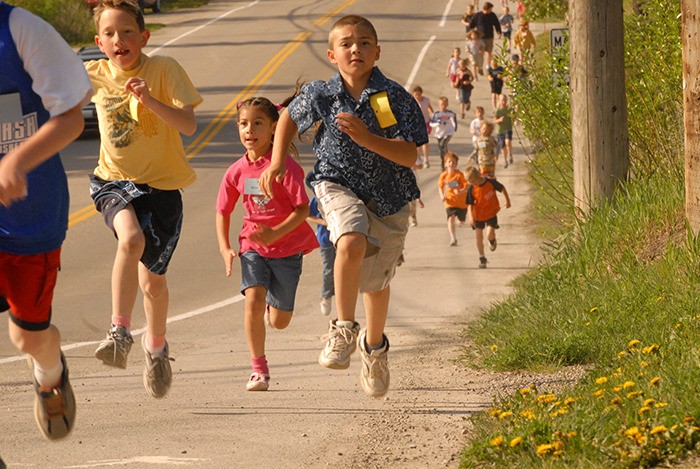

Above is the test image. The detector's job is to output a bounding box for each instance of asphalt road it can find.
[0,0,542,467]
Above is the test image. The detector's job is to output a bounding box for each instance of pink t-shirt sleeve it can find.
[216,164,240,215]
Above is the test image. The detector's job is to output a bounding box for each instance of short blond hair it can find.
[465,165,480,181]
[94,0,145,32]
[328,15,378,48]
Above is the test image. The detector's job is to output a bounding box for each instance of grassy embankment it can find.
[460,1,697,467]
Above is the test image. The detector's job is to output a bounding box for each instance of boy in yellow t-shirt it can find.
[84,0,202,399]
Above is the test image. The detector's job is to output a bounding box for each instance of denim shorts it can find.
[89,175,183,275]
[239,250,303,312]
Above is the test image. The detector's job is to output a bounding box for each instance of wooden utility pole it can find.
[683,0,700,234]
[569,0,629,215]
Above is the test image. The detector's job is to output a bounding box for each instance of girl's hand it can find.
[220,248,237,277]
[248,223,276,246]
[418,199,425,209]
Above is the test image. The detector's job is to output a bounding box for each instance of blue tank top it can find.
[0,3,69,254]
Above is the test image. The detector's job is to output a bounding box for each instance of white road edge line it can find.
[0,296,244,365]
[148,0,260,55]
[404,35,437,91]
[440,0,455,27]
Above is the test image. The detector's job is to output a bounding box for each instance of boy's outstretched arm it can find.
[259,109,298,198]
[124,77,197,136]
[0,104,84,207]
[502,187,512,208]
[335,112,416,168]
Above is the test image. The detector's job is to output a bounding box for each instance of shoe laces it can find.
[322,325,355,353]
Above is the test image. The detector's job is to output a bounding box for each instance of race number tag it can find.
[369,91,397,129]
[0,93,23,124]
[129,96,139,122]
[244,178,264,195]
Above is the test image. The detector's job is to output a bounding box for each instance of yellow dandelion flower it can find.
[636,434,648,445]
[564,397,575,405]
[624,426,640,437]
[613,385,622,392]
[649,377,661,386]
[627,390,643,399]
[592,389,605,398]
[490,435,504,446]
[642,343,660,354]
[490,344,498,351]
[589,307,599,313]
[553,450,564,456]
[595,376,608,385]
[656,296,663,302]
[537,393,557,403]
[536,443,554,456]
[650,425,668,435]
[623,381,636,389]
[640,361,650,367]
[684,416,695,423]
[643,398,656,407]
[610,397,622,405]
[638,406,652,415]
[618,351,627,358]
[509,436,522,447]
[585,322,591,326]
[676,323,682,329]
[553,441,565,451]
[499,411,513,419]
[628,339,641,348]
[654,402,668,408]
[519,387,531,396]
[486,408,500,417]
[567,431,578,438]
[520,410,535,420]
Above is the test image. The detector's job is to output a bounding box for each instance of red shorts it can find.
[0,248,61,331]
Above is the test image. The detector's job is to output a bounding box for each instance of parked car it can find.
[86,0,161,13]
[76,46,107,136]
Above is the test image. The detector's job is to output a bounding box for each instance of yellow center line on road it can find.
[68,0,356,229]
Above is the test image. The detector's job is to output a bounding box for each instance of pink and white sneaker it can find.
[246,372,270,391]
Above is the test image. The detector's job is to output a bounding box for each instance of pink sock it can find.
[146,333,166,355]
[251,355,268,374]
[111,315,131,329]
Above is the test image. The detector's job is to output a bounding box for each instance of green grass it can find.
[459,1,694,467]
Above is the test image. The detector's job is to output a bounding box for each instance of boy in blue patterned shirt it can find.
[259,15,428,398]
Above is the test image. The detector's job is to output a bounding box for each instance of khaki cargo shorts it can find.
[314,181,409,293]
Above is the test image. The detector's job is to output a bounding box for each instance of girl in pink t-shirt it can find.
[215,97,318,391]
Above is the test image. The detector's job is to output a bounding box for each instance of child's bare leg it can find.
[506,138,513,161]
[486,226,497,244]
[9,322,61,373]
[138,265,169,340]
[448,215,457,243]
[244,286,267,358]
[362,286,390,347]
[334,232,366,321]
[475,227,486,257]
[111,207,144,321]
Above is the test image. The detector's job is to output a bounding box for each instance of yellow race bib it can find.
[369,91,397,129]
